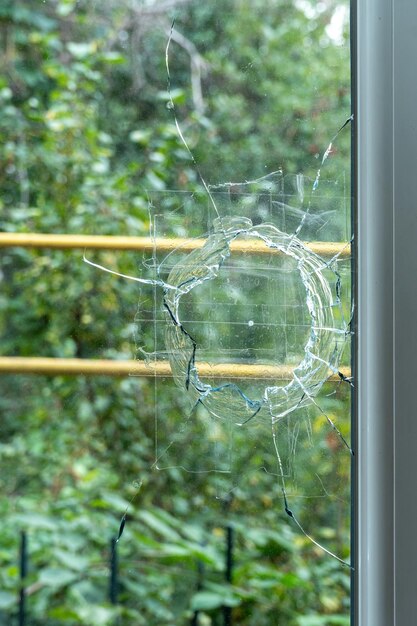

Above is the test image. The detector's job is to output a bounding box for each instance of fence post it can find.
[18,531,27,626]
[223,524,234,626]
[191,559,204,626]
[109,538,118,605]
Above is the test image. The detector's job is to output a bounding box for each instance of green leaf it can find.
[100,492,130,512]
[48,606,79,619]
[12,513,58,531]
[190,591,226,611]
[76,605,117,625]
[145,171,165,191]
[100,52,126,65]
[67,42,97,59]
[129,130,152,144]
[39,567,78,588]
[0,591,15,609]
[54,549,89,572]
[191,583,242,611]
[138,510,181,542]
[145,543,190,559]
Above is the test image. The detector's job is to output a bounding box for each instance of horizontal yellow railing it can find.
[0,232,350,258]
[0,357,351,380]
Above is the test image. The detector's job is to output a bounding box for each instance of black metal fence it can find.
[12,526,235,626]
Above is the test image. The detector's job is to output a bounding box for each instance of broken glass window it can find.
[86,121,352,567]
[84,0,353,570]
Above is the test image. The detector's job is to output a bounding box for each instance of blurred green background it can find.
[0,1,352,624]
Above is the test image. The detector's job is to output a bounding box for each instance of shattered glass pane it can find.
[87,151,352,564]
[0,0,352,622]
[152,172,351,564]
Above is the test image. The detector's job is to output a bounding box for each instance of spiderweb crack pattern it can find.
[163,215,347,427]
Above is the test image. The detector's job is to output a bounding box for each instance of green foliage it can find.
[0,0,351,624]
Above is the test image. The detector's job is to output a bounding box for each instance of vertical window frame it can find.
[355,0,417,623]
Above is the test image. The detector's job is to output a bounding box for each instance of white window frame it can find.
[355,0,417,623]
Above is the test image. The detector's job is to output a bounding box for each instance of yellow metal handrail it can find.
[0,232,350,258]
[0,357,351,380]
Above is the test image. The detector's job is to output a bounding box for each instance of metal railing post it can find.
[18,531,27,626]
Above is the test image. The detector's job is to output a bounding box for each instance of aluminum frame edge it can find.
[355,0,395,624]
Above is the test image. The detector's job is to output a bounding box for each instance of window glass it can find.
[0,1,352,624]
